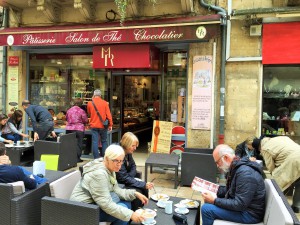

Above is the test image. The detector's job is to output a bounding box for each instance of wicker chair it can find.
[34,132,78,171]
[181,148,218,186]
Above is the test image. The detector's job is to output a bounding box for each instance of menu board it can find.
[150,120,173,154]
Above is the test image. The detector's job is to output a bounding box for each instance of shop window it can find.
[263,66,300,144]
[162,52,187,124]
[28,54,110,129]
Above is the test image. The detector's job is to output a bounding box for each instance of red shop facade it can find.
[0,15,221,149]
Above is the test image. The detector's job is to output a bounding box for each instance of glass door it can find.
[111,75,123,143]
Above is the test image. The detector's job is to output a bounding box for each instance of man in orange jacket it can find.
[87,89,113,158]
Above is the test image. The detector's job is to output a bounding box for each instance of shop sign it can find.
[93,44,151,68]
[263,22,300,64]
[8,56,19,66]
[0,23,220,46]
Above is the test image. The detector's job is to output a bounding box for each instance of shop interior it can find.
[27,49,187,153]
[263,66,300,144]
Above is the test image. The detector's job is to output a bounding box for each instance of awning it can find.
[263,22,300,64]
[0,15,221,47]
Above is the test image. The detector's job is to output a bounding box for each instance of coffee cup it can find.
[177,203,187,213]
[143,213,155,224]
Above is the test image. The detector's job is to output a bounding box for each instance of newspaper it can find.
[191,176,219,198]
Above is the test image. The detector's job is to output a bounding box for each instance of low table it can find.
[145,153,179,189]
[131,196,200,225]
[5,144,34,166]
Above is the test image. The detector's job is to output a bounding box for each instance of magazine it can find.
[191,176,219,198]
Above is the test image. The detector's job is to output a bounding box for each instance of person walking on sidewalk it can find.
[87,89,113,158]
[22,100,56,141]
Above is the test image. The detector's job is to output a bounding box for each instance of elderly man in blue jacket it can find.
[201,144,266,225]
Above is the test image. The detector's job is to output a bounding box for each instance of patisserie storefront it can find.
[0,15,221,151]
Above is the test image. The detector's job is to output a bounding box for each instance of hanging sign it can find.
[191,56,213,130]
[8,56,19,66]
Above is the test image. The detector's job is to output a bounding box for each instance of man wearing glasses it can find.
[201,144,266,225]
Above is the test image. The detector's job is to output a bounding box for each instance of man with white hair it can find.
[201,144,266,225]
[87,89,113,158]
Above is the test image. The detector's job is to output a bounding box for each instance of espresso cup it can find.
[177,203,187,213]
[143,214,155,224]
[16,141,21,146]
[158,199,167,208]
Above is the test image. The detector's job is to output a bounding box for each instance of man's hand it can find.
[145,182,154,190]
[22,134,30,138]
[51,131,57,138]
[249,157,256,161]
[135,192,149,205]
[108,126,112,131]
[34,132,39,141]
[202,191,216,204]
[131,211,145,223]
[0,155,11,165]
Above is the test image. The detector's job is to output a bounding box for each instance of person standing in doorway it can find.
[87,89,113,158]
[21,100,56,141]
[153,95,160,120]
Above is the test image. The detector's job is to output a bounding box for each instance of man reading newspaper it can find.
[200,144,266,225]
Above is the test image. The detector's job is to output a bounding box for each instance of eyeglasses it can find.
[110,159,125,164]
[215,155,225,165]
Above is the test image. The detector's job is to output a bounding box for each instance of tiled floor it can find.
[75,152,300,224]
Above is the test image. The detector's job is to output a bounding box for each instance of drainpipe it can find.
[199,0,227,145]
[2,7,8,114]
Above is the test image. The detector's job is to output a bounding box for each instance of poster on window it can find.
[191,56,213,129]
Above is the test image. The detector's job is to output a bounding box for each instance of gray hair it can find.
[94,89,102,96]
[218,144,235,157]
[104,144,125,160]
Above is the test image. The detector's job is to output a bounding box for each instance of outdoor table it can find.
[145,153,179,189]
[5,144,35,166]
[131,196,200,225]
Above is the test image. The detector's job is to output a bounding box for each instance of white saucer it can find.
[175,208,189,215]
[142,220,156,225]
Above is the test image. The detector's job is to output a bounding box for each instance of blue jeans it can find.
[19,166,48,185]
[201,203,261,225]
[91,128,108,158]
[2,133,22,143]
[99,201,131,225]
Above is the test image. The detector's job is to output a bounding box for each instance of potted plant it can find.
[115,0,157,25]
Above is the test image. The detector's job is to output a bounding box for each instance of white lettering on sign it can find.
[22,34,56,44]
[101,47,114,67]
[103,31,122,42]
[133,29,184,41]
[65,32,90,43]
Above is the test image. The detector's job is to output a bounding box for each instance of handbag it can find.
[91,100,109,129]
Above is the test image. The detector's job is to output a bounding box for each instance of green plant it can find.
[115,0,157,25]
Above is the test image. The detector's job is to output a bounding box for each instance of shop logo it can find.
[196,26,207,39]
[101,47,114,67]
[7,35,14,46]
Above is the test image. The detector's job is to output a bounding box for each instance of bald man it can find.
[201,144,266,225]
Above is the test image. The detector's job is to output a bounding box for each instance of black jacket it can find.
[116,154,146,189]
[235,141,263,160]
[215,157,266,221]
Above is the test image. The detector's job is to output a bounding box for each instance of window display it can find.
[28,54,109,129]
[263,66,300,144]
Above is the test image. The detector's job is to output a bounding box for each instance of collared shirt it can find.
[66,106,88,132]
[25,105,53,131]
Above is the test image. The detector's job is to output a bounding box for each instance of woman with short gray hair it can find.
[70,144,148,225]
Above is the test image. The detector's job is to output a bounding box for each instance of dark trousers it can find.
[35,121,54,140]
[66,130,84,161]
[124,185,149,211]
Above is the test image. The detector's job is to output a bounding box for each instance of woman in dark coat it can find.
[235,136,263,162]
[116,132,154,211]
